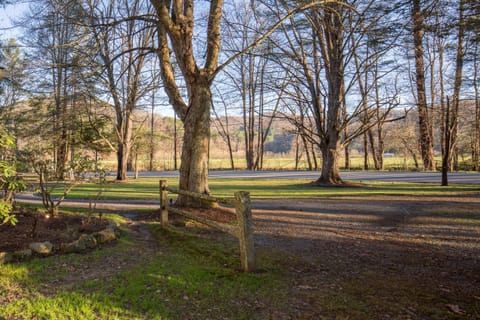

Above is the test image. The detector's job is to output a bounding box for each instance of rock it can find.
[108,221,120,229]
[0,252,13,264]
[63,227,80,239]
[108,221,121,237]
[12,249,32,261]
[29,242,53,255]
[79,234,98,249]
[61,234,97,253]
[93,228,117,243]
[107,222,121,238]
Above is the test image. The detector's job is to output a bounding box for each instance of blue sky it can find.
[0,2,29,40]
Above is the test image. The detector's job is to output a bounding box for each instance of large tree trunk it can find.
[314,2,345,185]
[317,94,344,185]
[116,115,133,181]
[412,0,434,171]
[317,135,342,185]
[474,45,480,171]
[176,80,211,207]
[116,141,131,181]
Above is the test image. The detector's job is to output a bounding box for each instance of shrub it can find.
[0,127,24,225]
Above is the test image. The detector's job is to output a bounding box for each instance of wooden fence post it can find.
[234,191,255,272]
[159,180,168,226]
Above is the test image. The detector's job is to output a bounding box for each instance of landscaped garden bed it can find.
[0,209,119,264]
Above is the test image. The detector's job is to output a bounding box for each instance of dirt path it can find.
[250,195,480,318]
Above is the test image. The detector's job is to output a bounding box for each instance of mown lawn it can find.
[0,217,292,320]
[49,176,480,200]
[4,177,479,319]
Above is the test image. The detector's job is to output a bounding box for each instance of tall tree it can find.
[0,40,25,108]
[412,0,435,171]
[271,0,402,184]
[150,0,222,205]
[150,0,318,204]
[0,38,27,146]
[25,0,88,179]
[222,2,279,171]
[83,0,156,181]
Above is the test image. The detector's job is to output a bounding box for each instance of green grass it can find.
[0,220,290,320]
[48,177,480,201]
[2,208,479,318]
[3,220,478,319]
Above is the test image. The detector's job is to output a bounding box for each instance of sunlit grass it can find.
[49,177,480,200]
[0,222,289,319]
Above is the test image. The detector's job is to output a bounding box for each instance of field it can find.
[99,155,451,172]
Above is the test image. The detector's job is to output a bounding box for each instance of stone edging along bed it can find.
[0,221,121,265]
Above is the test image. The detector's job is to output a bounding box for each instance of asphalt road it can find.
[129,170,480,184]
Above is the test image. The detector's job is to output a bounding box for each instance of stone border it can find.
[0,221,120,265]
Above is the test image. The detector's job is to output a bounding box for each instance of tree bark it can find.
[177,80,212,206]
[344,143,350,170]
[116,142,130,181]
[315,2,345,185]
[412,0,434,171]
[474,44,480,171]
[368,129,379,170]
[450,0,466,173]
[151,0,223,206]
[316,136,342,185]
[442,97,451,186]
[363,132,369,170]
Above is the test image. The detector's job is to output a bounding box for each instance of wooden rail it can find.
[159,180,255,272]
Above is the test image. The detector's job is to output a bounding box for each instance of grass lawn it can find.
[47,176,480,201]
[2,205,479,319]
[3,176,479,319]
[0,216,291,320]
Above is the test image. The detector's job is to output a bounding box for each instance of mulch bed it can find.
[0,209,109,252]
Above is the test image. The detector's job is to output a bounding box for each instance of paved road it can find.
[130,170,480,184]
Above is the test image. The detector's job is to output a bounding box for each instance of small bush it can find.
[0,127,24,225]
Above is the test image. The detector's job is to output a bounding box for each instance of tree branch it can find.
[214,1,348,78]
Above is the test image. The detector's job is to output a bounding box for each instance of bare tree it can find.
[150,0,323,204]
[270,0,402,184]
[211,86,236,170]
[83,0,156,181]
[222,2,280,171]
[412,0,435,171]
[22,0,91,179]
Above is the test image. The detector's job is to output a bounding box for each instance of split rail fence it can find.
[159,180,255,272]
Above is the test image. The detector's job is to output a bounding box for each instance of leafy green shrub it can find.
[0,127,24,225]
